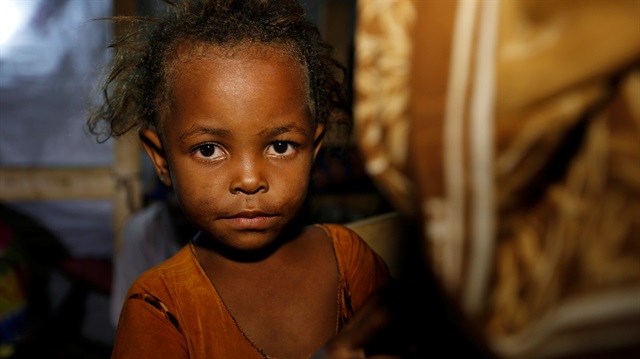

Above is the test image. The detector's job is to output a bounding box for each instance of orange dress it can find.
[111,224,391,358]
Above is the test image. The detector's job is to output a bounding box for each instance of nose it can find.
[229,156,268,195]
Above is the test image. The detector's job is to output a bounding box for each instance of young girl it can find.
[87,0,392,358]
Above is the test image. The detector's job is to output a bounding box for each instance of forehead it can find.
[166,41,307,89]
[157,41,313,130]
[163,42,314,136]
[176,44,306,100]
[165,43,309,107]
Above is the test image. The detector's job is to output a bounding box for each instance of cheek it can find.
[169,165,225,211]
[171,183,200,221]
[271,160,313,202]
[172,180,227,231]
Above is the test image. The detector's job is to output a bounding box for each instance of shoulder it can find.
[317,224,390,286]
[113,246,196,357]
[315,223,363,248]
[315,223,379,265]
[317,223,392,313]
[127,244,196,299]
[118,244,207,330]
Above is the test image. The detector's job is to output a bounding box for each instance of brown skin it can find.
[140,43,343,358]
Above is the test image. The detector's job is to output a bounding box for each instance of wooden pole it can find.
[0,167,114,201]
[111,0,142,254]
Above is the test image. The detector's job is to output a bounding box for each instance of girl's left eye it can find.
[266,141,297,157]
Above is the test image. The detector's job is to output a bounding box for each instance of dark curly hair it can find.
[86,0,351,143]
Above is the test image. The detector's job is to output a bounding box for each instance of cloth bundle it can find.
[353,1,640,357]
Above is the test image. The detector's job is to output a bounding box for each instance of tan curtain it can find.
[354,0,640,358]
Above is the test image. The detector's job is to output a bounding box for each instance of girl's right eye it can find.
[193,143,225,160]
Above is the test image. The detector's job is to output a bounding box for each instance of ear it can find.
[312,123,326,161]
[139,128,172,187]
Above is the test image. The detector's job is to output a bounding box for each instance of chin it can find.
[201,229,285,261]
[233,232,274,249]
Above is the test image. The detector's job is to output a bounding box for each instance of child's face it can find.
[141,45,323,252]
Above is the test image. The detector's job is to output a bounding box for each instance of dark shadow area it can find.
[361,219,498,359]
[0,204,112,359]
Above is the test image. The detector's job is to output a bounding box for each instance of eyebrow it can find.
[178,122,309,142]
[259,123,308,137]
[179,126,232,142]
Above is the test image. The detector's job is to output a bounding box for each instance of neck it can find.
[191,222,304,264]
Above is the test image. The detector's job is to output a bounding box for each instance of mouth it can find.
[224,211,278,231]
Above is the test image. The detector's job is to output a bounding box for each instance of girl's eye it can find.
[266,141,297,157]
[194,143,224,160]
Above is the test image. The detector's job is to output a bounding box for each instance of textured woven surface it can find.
[354,1,640,357]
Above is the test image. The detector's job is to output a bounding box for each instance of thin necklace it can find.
[189,230,344,359]
[190,241,273,358]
